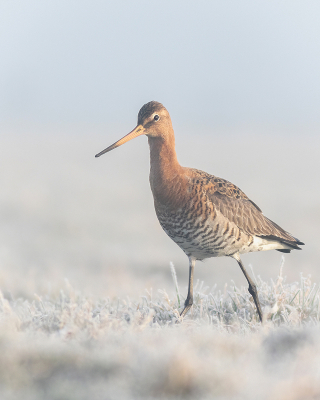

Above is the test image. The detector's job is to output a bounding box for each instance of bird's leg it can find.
[233,255,263,323]
[180,257,196,318]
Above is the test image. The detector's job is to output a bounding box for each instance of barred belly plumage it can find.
[156,204,244,260]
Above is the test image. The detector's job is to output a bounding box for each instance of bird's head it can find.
[95,101,172,158]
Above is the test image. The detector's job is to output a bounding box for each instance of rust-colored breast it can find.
[153,168,243,259]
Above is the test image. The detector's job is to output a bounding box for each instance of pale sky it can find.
[1,1,320,127]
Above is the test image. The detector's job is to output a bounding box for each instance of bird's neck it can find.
[148,133,183,201]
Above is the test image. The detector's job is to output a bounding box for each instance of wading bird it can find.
[95,101,304,322]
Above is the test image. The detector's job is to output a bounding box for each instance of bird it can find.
[95,101,304,322]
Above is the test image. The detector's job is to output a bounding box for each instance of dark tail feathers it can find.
[260,234,305,253]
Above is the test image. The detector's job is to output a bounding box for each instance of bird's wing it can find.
[191,170,302,246]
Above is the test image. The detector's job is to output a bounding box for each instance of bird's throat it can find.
[148,134,183,205]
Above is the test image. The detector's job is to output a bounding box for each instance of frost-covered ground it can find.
[1,263,320,400]
[0,126,319,399]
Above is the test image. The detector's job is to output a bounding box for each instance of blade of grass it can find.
[170,262,181,308]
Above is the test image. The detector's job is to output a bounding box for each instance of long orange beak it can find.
[95,125,145,158]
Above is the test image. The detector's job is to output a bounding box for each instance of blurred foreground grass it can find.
[1,262,320,400]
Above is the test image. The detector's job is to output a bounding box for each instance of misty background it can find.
[0,1,319,299]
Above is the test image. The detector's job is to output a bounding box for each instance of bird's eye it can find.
[154,114,160,121]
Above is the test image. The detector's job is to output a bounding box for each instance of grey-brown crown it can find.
[138,101,166,124]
